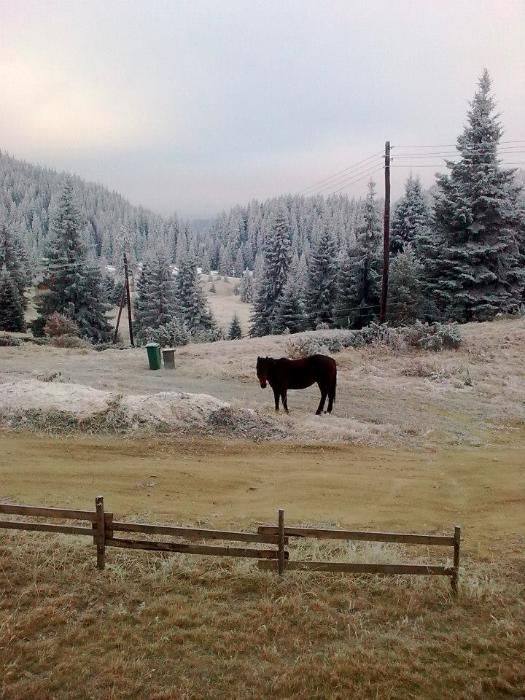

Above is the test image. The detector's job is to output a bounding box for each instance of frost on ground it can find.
[0,379,388,444]
[1,318,524,446]
[0,380,279,440]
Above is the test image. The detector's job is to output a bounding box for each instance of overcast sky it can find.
[1,0,524,218]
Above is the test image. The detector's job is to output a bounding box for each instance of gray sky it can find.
[1,0,524,218]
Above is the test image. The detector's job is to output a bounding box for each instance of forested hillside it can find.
[1,71,524,343]
[0,150,186,264]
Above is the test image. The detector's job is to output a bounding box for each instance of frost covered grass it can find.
[1,417,524,698]
[0,317,524,447]
[1,529,523,700]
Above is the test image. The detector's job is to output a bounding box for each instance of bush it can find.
[286,336,330,359]
[29,317,47,338]
[140,319,191,348]
[50,334,92,349]
[191,327,224,343]
[44,312,80,338]
[0,334,21,347]
[285,322,462,358]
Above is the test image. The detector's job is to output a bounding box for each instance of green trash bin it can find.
[145,342,162,370]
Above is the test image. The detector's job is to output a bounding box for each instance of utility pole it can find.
[112,284,126,344]
[380,140,391,323]
[123,252,134,347]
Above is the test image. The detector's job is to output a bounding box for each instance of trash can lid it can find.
[145,342,161,347]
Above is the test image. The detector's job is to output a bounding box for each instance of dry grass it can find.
[1,432,524,698]
[1,431,524,555]
[1,531,524,700]
[1,317,525,697]
[1,317,524,448]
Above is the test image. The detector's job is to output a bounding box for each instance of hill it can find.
[0,150,183,265]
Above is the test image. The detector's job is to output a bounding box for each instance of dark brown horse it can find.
[256,354,337,415]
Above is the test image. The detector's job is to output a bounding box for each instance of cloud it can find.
[1,0,524,217]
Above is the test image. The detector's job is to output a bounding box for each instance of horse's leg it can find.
[273,387,280,412]
[316,384,327,415]
[327,370,337,414]
[327,389,334,414]
[281,390,289,414]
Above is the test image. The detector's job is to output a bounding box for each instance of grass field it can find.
[1,430,524,699]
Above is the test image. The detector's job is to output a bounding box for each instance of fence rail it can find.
[0,499,461,593]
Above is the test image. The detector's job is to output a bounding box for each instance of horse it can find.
[256,354,337,415]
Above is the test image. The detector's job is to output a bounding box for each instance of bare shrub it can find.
[0,334,21,347]
[44,312,80,338]
[50,334,91,349]
[285,335,329,359]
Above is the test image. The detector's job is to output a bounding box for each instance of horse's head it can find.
[256,356,270,389]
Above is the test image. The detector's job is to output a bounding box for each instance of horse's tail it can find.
[332,363,337,404]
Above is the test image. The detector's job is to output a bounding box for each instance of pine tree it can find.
[135,248,177,333]
[390,175,430,255]
[296,252,308,298]
[334,246,381,329]
[176,255,217,334]
[76,262,114,343]
[250,205,291,336]
[228,313,242,340]
[334,183,382,329]
[234,248,244,277]
[239,271,254,303]
[35,180,112,342]
[305,221,338,328]
[0,265,26,332]
[0,223,31,309]
[273,277,308,333]
[426,70,525,321]
[387,246,423,325]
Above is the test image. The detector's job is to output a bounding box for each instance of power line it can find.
[311,160,384,195]
[393,139,525,149]
[392,148,525,159]
[389,161,525,168]
[307,159,384,195]
[331,165,384,194]
[300,151,383,194]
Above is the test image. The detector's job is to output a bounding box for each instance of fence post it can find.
[451,525,461,595]
[278,509,285,575]
[95,496,106,570]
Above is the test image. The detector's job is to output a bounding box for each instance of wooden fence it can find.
[0,499,461,593]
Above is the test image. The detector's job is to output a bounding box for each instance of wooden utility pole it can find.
[113,284,126,344]
[123,252,134,347]
[380,140,391,323]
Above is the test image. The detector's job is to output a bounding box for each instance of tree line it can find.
[1,71,523,340]
[248,70,525,335]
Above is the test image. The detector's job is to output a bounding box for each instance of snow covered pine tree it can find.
[250,204,291,336]
[0,265,26,332]
[34,180,112,342]
[424,70,525,321]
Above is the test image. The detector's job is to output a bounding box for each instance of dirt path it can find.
[2,430,524,556]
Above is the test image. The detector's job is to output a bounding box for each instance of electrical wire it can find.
[306,159,384,195]
[331,166,384,194]
[392,148,525,159]
[300,151,383,194]
[389,162,525,168]
[393,139,525,149]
